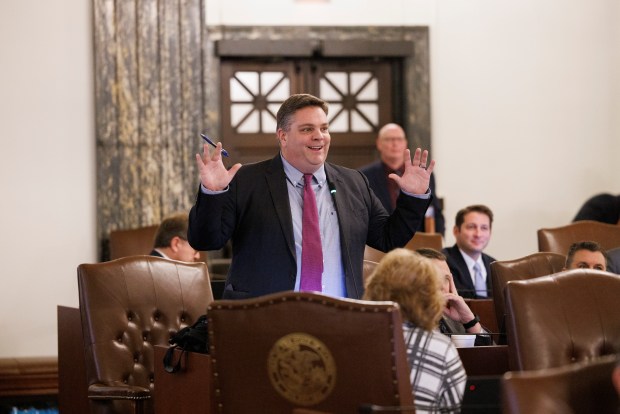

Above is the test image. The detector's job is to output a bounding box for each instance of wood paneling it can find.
[94,0,204,260]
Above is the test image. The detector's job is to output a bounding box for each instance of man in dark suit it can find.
[359,123,445,236]
[150,213,200,262]
[442,205,496,298]
[188,94,434,299]
[608,247,620,274]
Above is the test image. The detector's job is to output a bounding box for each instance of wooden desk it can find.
[153,346,215,414]
[457,345,509,376]
[464,299,498,336]
[57,306,89,414]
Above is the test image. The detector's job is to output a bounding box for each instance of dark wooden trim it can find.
[216,39,414,58]
[216,39,317,57]
[322,40,413,57]
[0,356,58,406]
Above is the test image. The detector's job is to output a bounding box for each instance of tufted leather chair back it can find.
[504,269,620,371]
[208,291,413,414]
[502,354,619,413]
[78,256,213,414]
[490,252,566,341]
[537,220,620,254]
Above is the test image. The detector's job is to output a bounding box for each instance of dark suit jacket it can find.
[359,160,445,235]
[188,154,431,300]
[607,247,620,274]
[150,249,164,258]
[442,244,496,299]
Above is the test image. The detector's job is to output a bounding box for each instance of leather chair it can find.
[109,225,159,260]
[404,232,442,251]
[364,245,386,263]
[490,252,566,341]
[77,256,213,414]
[364,232,443,263]
[207,291,413,414]
[504,269,620,371]
[108,224,228,298]
[362,259,379,284]
[537,220,620,254]
[502,354,619,414]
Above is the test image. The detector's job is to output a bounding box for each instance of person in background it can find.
[151,213,200,262]
[606,247,620,274]
[189,94,434,300]
[442,205,497,298]
[563,240,608,271]
[359,123,445,236]
[363,248,466,413]
[573,193,620,225]
[417,248,493,346]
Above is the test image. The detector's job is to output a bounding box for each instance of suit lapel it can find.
[265,155,296,259]
[452,247,476,292]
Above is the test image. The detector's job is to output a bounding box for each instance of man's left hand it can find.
[388,148,435,195]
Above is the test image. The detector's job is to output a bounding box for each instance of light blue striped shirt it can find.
[281,156,346,298]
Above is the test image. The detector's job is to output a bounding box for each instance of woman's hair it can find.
[362,248,444,331]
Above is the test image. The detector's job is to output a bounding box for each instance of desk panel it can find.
[457,345,509,377]
[153,346,215,414]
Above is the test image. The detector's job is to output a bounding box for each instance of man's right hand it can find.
[195,142,242,191]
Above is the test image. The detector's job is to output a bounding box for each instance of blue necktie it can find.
[474,262,487,298]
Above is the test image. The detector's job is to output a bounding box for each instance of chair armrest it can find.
[88,382,151,400]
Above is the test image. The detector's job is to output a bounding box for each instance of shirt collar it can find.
[154,248,171,260]
[381,161,404,176]
[281,154,326,187]
[458,247,484,272]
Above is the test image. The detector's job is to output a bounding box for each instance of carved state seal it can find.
[267,332,336,406]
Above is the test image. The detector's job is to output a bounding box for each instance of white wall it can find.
[0,0,96,357]
[0,0,617,356]
[432,0,620,258]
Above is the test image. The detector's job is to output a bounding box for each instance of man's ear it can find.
[452,225,459,238]
[169,236,183,252]
[277,128,286,145]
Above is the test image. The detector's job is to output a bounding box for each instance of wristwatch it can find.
[462,315,480,330]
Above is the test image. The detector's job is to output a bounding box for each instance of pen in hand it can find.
[200,133,229,157]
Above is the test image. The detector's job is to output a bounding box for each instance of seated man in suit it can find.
[417,248,493,346]
[563,240,608,271]
[359,123,445,235]
[442,205,497,298]
[607,247,620,274]
[151,213,200,262]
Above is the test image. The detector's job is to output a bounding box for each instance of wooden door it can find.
[220,58,397,168]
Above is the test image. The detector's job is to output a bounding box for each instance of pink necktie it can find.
[300,174,323,292]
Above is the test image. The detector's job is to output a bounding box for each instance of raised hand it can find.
[388,148,435,195]
[195,142,241,191]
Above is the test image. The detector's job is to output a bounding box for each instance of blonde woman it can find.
[363,248,466,413]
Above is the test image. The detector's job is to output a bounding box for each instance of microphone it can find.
[327,181,337,196]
